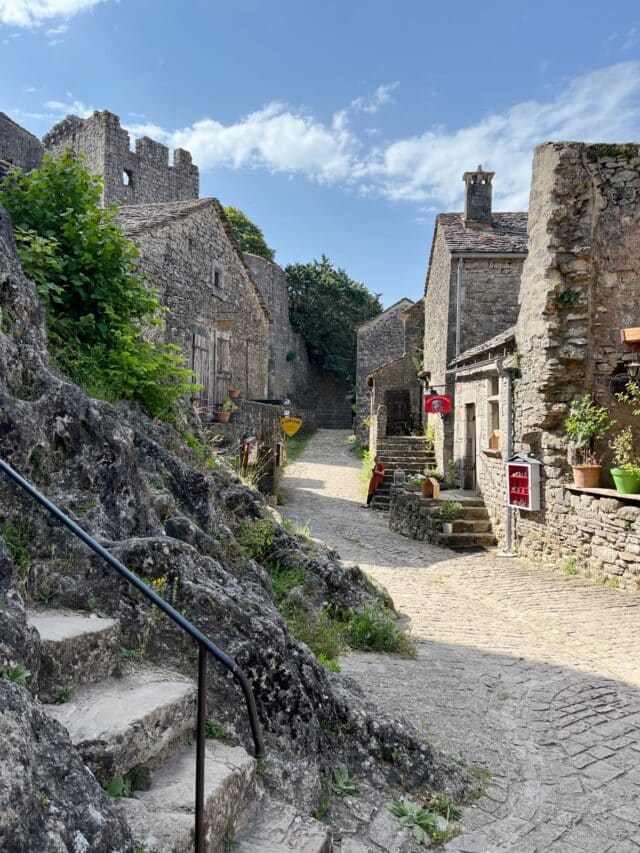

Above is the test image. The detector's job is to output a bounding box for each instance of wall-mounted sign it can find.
[242,436,260,466]
[424,394,452,415]
[280,417,302,437]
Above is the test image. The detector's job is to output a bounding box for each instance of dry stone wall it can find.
[513,141,640,588]
[43,111,198,207]
[459,257,523,352]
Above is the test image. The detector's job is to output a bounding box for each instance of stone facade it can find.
[43,111,199,207]
[356,298,414,442]
[510,141,640,587]
[422,170,527,475]
[368,301,425,453]
[243,253,311,403]
[0,113,43,177]
[116,198,269,406]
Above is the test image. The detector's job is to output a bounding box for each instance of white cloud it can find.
[44,97,93,117]
[350,82,399,114]
[0,0,106,27]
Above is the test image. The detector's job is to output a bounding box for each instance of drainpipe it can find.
[455,258,464,357]
[497,355,516,557]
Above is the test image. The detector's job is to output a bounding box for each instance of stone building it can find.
[43,111,199,207]
[116,199,269,406]
[422,166,528,476]
[243,253,311,402]
[355,298,414,442]
[367,301,425,453]
[509,141,640,587]
[0,112,43,178]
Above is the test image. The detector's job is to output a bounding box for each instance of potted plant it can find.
[564,395,611,488]
[609,426,640,494]
[215,397,238,423]
[409,474,426,494]
[438,500,461,535]
[228,387,241,400]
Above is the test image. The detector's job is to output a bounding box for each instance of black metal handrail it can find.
[0,458,265,852]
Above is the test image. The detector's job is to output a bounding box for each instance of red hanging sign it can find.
[424,394,451,414]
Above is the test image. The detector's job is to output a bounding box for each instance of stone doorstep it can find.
[435,532,497,548]
[117,741,257,853]
[27,609,120,700]
[236,796,331,853]
[45,667,197,778]
[452,519,492,533]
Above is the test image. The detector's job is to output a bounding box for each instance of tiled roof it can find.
[438,212,528,254]
[451,326,516,367]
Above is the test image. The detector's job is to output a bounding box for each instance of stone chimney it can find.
[462,164,494,227]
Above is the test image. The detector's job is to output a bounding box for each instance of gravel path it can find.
[280,429,640,852]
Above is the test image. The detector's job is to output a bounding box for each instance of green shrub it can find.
[236,520,276,561]
[267,560,306,604]
[286,608,346,661]
[346,606,415,656]
[0,153,197,419]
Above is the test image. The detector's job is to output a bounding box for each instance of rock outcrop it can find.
[0,205,470,850]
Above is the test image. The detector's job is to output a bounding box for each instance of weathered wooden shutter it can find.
[215,332,232,403]
[192,330,213,410]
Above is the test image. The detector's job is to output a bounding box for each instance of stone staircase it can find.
[372,437,436,511]
[434,495,497,549]
[28,608,331,852]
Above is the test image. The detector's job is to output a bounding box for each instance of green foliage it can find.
[617,379,640,416]
[422,793,462,822]
[102,766,151,799]
[223,205,275,262]
[555,288,581,308]
[52,687,74,704]
[562,557,578,576]
[345,605,415,656]
[317,654,341,672]
[5,664,31,684]
[286,255,382,383]
[268,560,306,604]
[0,153,197,419]
[313,774,332,821]
[222,397,238,413]
[444,459,457,489]
[236,520,276,561]
[564,395,611,465]
[438,501,461,523]
[1,518,32,574]
[205,717,231,741]
[386,798,440,845]
[222,824,239,852]
[283,429,315,466]
[285,608,346,661]
[609,426,639,471]
[286,350,297,362]
[348,435,366,458]
[330,764,359,796]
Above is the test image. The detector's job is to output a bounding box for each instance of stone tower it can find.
[462,164,494,226]
[42,110,199,208]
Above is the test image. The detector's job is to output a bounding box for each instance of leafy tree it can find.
[223,205,275,262]
[286,256,382,384]
[0,153,196,419]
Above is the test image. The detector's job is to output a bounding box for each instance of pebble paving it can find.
[280,430,640,852]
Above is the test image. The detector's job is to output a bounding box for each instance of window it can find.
[212,266,223,291]
[487,376,500,450]
[122,169,133,186]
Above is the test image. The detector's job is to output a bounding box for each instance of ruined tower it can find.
[42,110,199,207]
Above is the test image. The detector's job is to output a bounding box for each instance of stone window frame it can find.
[211,264,225,297]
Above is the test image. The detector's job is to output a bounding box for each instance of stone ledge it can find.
[565,484,640,504]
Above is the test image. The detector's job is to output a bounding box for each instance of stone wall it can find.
[117,199,268,404]
[369,355,422,455]
[423,226,456,470]
[243,253,312,404]
[43,111,198,207]
[459,258,523,353]
[356,299,413,442]
[389,486,440,540]
[0,112,43,175]
[513,141,640,585]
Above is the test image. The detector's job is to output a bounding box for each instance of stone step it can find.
[117,742,256,853]
[437,532,497,548]
[453,519,492,533]
[28,609,120,701]
[46,667,196,778]
[236,796,331,852]
[455,506,490,519]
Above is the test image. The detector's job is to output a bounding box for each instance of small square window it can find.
[214,270,221,289]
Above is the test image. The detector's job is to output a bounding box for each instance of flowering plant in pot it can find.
[228,387,241,400]
[438,500,461,535]
[609,427,640,494]
[564,395,611,488]
[215,397,238,423]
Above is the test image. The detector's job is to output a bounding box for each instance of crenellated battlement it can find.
[43,110,199,207]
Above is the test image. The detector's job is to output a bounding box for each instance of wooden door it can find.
[215,331,232,404]
[384,389,411,435]
[464,403,476,490]
[192,330,213,411]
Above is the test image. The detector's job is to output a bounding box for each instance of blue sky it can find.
[1,0,639,306]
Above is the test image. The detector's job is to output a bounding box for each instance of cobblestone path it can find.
[280,430,640,852]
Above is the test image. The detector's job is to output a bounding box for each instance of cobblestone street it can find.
[280,430,640,852]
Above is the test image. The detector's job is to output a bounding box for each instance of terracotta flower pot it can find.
[611,468,640,494]
[228,388,241,400]
[572,465,602,488]
[215,411,231,423]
